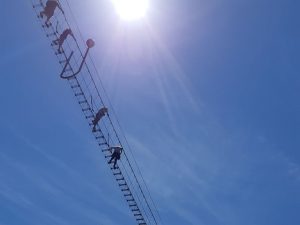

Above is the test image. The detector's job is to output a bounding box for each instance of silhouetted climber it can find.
[108,146,123,169]
[92,107,108,132]
[53,28,75,53]
[40,0,64,25]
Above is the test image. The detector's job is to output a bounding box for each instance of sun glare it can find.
[112,0,149,21]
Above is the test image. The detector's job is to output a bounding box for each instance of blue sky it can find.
[1,0,300,225]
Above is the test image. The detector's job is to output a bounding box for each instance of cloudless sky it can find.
[1,0,300,225]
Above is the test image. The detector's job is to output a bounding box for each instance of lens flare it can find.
[112,0,149,21]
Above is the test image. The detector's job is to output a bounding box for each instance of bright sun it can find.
[112,0,149,21]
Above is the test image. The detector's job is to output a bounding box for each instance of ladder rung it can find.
[110,166,119,170]
[131,208,139,212]
[121,188,129,192]
[137,218,144,221]
[82,108,91,112]
[67,77,75,81]
[113,172,121,176]
[75,93,84,97]
[93,128,101,132]
[55,49,64,55]
[127,198,135,202]
[32,4,42,8]
[85,115,93,119]
[98,142,107,146]
[79,100,88,104]
[46,32,56,37]
[129,204,137,207]
[124,193,132,197]
[71,84,80,88]
[102,148,111,152]
[134,213,142,217]
[59,60,66,64]
[119,182,127,187]
[42,23,52,28]
[95,135,104,139]
[116,178,124,181]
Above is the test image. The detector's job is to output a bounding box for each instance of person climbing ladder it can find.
[92,107,108,132]
[53,28,75,53]
[40,0,64,26]
[108,146,123,169]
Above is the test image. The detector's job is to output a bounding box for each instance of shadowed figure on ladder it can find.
[53,28,75,53]
[108,146,123,169]
[92,107,108,132]
[40,0,64,25]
